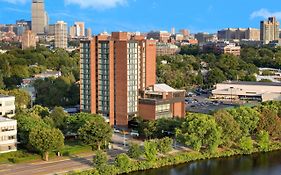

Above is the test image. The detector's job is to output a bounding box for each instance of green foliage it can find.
[144,140,158,162]
[156,137,173,154]
[64,113,97,135]
[33,74,79,107]
[93,150,108,167]
[128,143,142,159]
[29,127,64,161]
[256,106,281,138]
[257,130,270,151]
[214,110,242,147]
[78,115,112,150]
[115,153,132,173]
[97,164,118,175]
[176,113,222,153]
[15,113,50,149]
[50,106,68,129]
[30,105,50,118]
[239,136,253,153]
[228,107,260,136]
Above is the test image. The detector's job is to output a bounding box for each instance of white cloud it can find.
[251,9,281,20]
[0,0,28,4]
[64,0,128,9]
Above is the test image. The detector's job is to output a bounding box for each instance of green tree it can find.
[228,107,260,136]
[144,140,158,162]
[50,106,68,129]
[115,153,132,173]
[78,116,112,150]
[257,130,270,151]
[16,113,50,149]
[239,136,253,153]
[214,110,242,147]
[176,113,222,153]
[29,127,64,161]
[64,113,97,134]
[128,143,142,159]
[30,105,50,118]
[93,150,108,167]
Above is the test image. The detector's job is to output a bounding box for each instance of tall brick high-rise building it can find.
[80,32,157,126]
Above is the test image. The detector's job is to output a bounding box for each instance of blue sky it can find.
[0,0,281,34]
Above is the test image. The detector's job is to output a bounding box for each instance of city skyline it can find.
[0,0,281,34]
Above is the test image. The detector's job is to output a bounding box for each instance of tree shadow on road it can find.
[68,155,93,166]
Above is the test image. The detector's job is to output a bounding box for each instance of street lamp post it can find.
[230,87,233,104]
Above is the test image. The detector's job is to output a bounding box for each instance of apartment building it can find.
[80,32,156,127]
[55,21,67,49]
[0,95,15,118]
[261,17,280,44]
[0,117,17,154]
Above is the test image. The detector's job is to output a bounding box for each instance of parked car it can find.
[130,130,139,137]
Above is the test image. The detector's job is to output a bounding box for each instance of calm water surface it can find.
[129,151,281,175]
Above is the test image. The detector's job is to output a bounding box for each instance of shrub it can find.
[128,143,142,159]
[93,150,108,167]
[115,153,132,173]
[239,136,254,154]
[257,130,270,151]
[157,137,173,154]
[144,140,158,162]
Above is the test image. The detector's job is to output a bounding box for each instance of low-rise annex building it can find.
[0,95,15,118]
[0,117,17,154]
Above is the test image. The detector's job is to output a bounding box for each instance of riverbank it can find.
[70,142,281,175]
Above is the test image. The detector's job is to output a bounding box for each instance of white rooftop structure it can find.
[0,95,15,118]
[153,84,179,92]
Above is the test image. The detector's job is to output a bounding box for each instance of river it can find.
[129,151,281,175]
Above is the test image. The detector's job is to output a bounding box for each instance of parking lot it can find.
[185,93,237,114]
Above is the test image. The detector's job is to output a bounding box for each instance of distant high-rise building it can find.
[180,29,190,37]
[16,19,31,36]
[69,26,76,38]
[80,32,157,126]
[31,0,48,34]
[86,28,92,38]
[55,21,67,49]
[171,27,176,35]
[260,17,280,44]
[75,22,85,37]
[47,24,55,36]
[147,31,171,43]
[21,30,37,49]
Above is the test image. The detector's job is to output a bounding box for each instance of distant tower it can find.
[171,27,176,35]
[22,30,37,49]
[31,0,48,34]
[55,21,68,49]
[75,22,85,37]
[260,17,280,44]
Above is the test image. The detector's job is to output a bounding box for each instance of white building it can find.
[0,95,15,118]
[55,21,68,49]
[0,117,17,154]
[212,81,281,102]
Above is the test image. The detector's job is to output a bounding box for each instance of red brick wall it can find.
[145,40,157,88]
[139,103,156,121]
[114,40,128,126]
[172,102,185,118]
[90,38,97,114]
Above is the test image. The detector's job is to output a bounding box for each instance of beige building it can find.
[0,95,15,118]
[31,0,48,34]
[156,42,180,56]
[21,30,36,49]
[55,21,67,49]
[0,117,17,154]
[74,22,85,37]
[261,17,280,44]
[218,28,260,41]
[212,81,281,102]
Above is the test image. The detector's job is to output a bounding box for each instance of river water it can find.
[129,151,281,175]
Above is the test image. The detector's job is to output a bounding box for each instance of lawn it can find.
[0,140,93,164]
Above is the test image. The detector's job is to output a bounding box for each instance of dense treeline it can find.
[71,101,281,175]
[0,46,80,107]
[15,106,111,161]
[157,45,281,90]
[137,101,281,152]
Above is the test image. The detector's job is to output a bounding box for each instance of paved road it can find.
[0,148,126,175]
